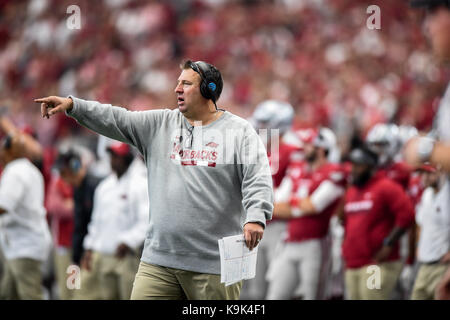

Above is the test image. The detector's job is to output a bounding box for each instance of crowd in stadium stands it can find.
[0,0,449,299]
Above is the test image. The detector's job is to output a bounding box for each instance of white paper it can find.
[218,234,258,286]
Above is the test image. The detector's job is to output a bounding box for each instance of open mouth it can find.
[177,97,185,105]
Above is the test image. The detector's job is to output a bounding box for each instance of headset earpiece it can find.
[69,155,81,172]
[192,61,219,102]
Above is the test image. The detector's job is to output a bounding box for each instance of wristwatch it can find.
[416,136,435,163]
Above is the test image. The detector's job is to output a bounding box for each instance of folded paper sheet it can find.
[218,234,258,286]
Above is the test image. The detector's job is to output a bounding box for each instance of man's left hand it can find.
[440,252,450,264]
[374,245,393,263]
[115,243,131,259]
[243,222,264,251]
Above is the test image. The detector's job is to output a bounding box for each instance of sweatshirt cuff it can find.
[243,208,268,228]
[65,95,83,118]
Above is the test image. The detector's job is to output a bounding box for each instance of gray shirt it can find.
[67,97,273,274]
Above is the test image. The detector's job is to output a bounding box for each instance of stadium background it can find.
[0,0,448,154]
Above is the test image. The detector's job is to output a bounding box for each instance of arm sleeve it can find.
[117,177,149,250]
[310,180,345,213]
[274,176,293,203]
[0,169,25,213]
[239,127,274,227]
[383,181,415,229]
[66,96,166,156]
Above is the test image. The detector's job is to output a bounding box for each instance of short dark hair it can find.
[181,59,223,102]
[349,144,379,167]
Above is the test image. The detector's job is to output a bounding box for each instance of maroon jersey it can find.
[407,173,425,207]
[268,142,299,188]
[377,161,412,190]
[285,161,346,242]
[342,175,415,269]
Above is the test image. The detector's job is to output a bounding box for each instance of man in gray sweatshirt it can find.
[35,60,274,300]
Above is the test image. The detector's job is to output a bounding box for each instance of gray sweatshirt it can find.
[67,97,273,274]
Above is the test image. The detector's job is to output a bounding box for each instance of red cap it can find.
[21,125,36,137]
[107,142,131,156]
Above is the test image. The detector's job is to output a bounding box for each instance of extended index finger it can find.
[34,97,51,103]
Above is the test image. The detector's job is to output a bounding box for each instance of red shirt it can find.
[407,173,425,207]
[268,142,299,188]
[342,175,415,269]
[267,142,299,224]
[47,176,74,247]
[377,161,412,190]
[286,162,346,242]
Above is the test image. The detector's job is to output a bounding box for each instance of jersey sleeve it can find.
[382,180,415,229]
[0,169,25,213]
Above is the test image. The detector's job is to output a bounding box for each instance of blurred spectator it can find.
[46,173,75,300]
[0,0,447,154]
[54,147,102,299]
[268,128,346,299]
[0,134,51,299]
[341,146,415,300]
[242,100,297,300]
[80,142,148,300]
[411,164,450,300]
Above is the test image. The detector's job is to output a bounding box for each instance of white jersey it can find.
[0,158,51,261]
[83,165,149,254]
[416,181,450,263]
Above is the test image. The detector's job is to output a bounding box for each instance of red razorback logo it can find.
[205,141,218,148]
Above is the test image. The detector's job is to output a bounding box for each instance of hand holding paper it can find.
[218,234,259,286]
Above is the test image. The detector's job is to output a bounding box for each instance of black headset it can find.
[188,61,225,111]
[69,156,81,172]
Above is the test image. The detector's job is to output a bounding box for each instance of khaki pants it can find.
[345,261,402,300]
[411,263,449,300]
[96,252,140,300]
[0,246,4,282]
[72,251,102,300]
[130,261,242,300]
[0,258,43,300]
[54,247,75,300]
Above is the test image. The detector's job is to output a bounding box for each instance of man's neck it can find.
[3,155,22,166]
[309,157,327,171]
[432,176,445,193]
[115,166,129,179]
[186,110,222,126]
[184,102,222,126]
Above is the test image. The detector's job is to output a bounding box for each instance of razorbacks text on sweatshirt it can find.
[67,97,274,274]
